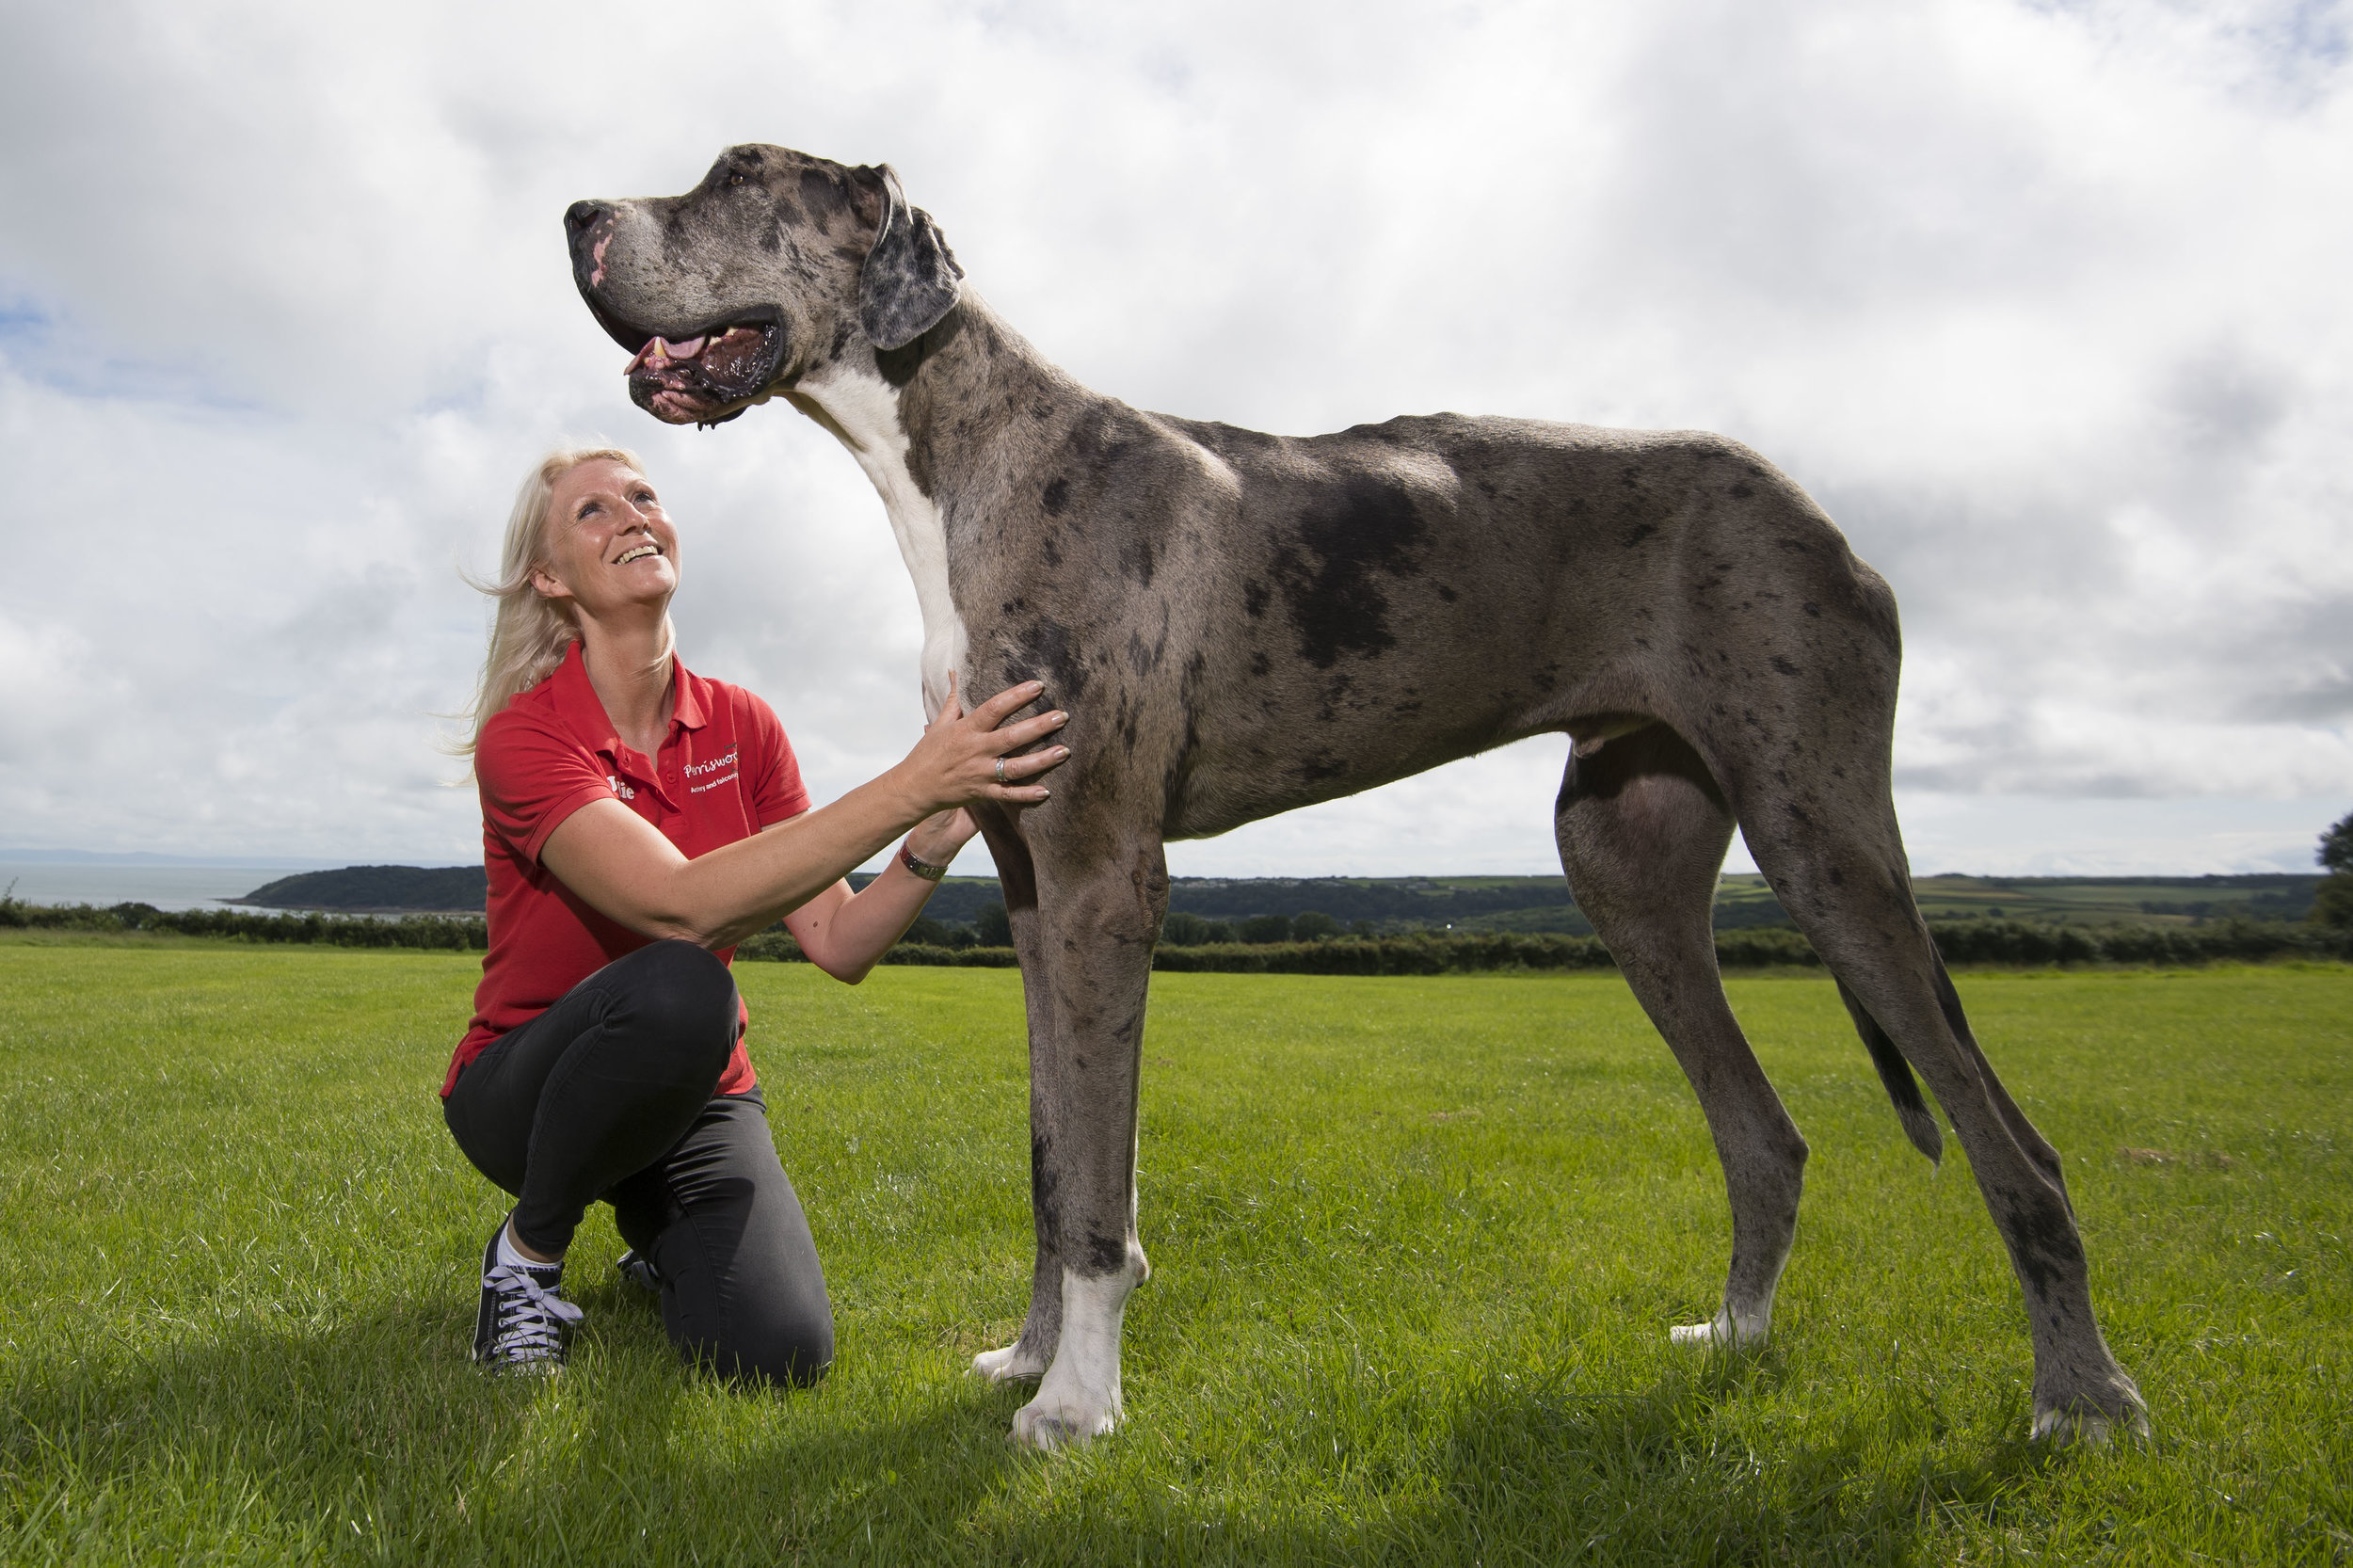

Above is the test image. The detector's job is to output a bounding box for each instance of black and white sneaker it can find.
[616,1249,663,1295]
[472,1217,583,1371]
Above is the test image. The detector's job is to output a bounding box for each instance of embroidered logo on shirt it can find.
[685,747,740,793]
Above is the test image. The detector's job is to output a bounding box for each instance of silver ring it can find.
[995,758,1008,785]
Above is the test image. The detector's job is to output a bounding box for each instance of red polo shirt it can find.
[443,642,810,1097]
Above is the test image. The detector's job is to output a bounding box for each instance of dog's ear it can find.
[856,165,965,351]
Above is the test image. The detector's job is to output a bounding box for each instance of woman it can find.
[443,445,1066,1384]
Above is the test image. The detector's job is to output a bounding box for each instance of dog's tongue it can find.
[624,335,708,374]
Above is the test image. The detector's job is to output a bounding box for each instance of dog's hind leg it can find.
[1556,724,1810,1347]
[1733,775,2147,1440]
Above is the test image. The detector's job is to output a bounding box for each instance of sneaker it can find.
[472,1217,583,1371]
[616,1249,663,1295]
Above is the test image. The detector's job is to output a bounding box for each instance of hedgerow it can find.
[8,898,2344,970]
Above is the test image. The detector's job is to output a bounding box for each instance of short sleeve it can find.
[741,692,812,827]
[476,708,619,863]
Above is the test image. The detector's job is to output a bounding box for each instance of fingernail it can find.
[1051,712,1068,724]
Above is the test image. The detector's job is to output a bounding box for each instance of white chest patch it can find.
[788,368,968,722]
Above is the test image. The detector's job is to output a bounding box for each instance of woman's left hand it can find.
[905,808,977,868]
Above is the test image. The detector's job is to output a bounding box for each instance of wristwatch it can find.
[899,843,949,882]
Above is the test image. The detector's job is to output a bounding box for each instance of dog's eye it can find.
[727,172,746,188]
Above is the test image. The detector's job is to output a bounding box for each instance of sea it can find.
[0,858,347,914]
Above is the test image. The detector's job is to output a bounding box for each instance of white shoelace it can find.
[482,1261,584,1362]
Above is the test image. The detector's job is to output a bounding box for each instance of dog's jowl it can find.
[564,145,2148,1449]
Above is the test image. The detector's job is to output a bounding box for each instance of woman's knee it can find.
[614,939,739,1069]
[699,1309,834,1389]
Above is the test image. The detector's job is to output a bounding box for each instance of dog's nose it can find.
[566,200,606,234]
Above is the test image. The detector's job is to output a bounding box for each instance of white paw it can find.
[971,1341,1047,1383]
[1005,1270,1133,1450]
[1669,1308,1769,1348]
[1011,1387,1120,1448]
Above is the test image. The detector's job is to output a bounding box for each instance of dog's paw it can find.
[1669,1309,1769,1349]
[2031,1385,2152,1446]
[1011,1389,1119,1448]
[971,1340,1048,1383]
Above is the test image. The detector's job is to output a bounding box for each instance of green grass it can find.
[2,944,2347,1564]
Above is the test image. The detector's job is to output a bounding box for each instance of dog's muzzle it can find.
[565,200,788,426]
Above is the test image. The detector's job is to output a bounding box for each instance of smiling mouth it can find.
[582,296,787,427]
[615,542,664,565]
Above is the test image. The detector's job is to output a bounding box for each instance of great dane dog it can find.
[563,145,2147,1448]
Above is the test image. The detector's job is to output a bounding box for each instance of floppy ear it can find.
[856,165,965,351]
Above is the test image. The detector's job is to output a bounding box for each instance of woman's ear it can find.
[528,563,570,602]
[855,164,965,351]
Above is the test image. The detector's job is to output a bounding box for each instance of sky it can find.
[0,0,2347,880]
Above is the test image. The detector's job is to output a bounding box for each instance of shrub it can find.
[1239,914,1292,945]
[1290,910,1341,942]
[1160,911,1218,947]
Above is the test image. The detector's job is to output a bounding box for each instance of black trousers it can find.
[443,939,833,1385]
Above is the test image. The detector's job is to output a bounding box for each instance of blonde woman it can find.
[444,446,1066,1380]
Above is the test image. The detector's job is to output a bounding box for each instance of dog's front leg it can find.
[968,810,1064,1383]
[1003,833,1164,1448]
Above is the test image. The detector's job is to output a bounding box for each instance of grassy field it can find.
[1,943,2347,1564]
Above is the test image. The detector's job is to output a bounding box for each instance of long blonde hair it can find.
[456,444,675,755]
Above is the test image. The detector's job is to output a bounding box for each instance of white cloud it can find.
[0,0,2345,876]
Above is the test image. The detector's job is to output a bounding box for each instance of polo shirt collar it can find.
[547,640,707,762]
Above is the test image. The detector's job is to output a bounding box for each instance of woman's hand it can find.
[895,676,1070,816]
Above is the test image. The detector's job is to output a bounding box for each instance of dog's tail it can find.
[1834,978,1944,1164]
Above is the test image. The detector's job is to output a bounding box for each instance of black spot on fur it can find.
[1436,584,1459,602]
[1620,522,1657,548]
[1270,474,1427,669]
[1770,655,1800,676]
[1730,482,1754,500]
[1083,1230,1128,1272]
[1803,601,1822,617]
[1249,651,1271,678]
[1042,476,1070,516]
[1299,754,1348,783]
[1024,616,1090,702]
[1242,581,1269,618]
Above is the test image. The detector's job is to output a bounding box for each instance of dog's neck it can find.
[783,296,1072,720]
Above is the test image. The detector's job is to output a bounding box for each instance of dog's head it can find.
[565,145,964,426]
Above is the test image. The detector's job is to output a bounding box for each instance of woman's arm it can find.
[539,681,1064,951]
[777,809,972,983]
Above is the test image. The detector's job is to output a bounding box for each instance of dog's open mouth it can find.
[584,297,786,426]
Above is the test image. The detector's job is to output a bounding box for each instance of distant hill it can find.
[232,863,2324,929]
[234,865,488,912]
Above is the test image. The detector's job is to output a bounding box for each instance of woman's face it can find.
[531,458,680,619]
